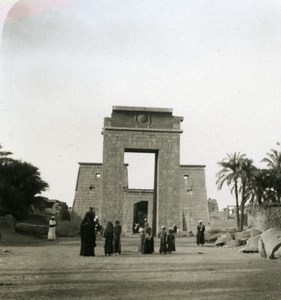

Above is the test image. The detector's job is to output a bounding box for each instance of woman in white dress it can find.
[48,216,56,240]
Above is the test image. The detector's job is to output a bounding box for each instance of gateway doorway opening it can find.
[124,150,158,235]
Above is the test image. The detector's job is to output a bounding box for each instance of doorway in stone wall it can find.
[125,150,158,235]
[133,201,148,233]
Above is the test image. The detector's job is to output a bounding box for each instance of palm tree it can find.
[262,149,281,203]
[238,158,258,231]
[248,168,277,206]
[216,153,246,229]
[248,169,266,205]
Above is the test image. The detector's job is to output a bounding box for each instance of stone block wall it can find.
[72,163,209,234]
[123,189,153,233]
[72,106,209,235]
[179,165,209,233]
[209,211,236,228]
[102,129,181,233]
[72,163,103,219]
[101,106,182,235]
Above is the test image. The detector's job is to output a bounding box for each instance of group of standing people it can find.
[79,209,205,257]
[103,220,122,256]
[80,207,122,257]
[157,225,177,254]
[138,219,154,254]
[49,210,205,254]
[138,220,177,255]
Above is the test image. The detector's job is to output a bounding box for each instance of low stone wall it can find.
[209,211,236,228]
[247,204,281,232]
[16,223,48,237]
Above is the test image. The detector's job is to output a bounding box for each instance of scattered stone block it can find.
[234,230,251,241]
[258,228,281,259]
[215,232,233,246]
[250,228,262,237]
[240,235,261,253]
[205,227,237,243]
[224,239,241,248]
[205,232,222,243]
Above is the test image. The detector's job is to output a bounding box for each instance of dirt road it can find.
[0,233,280,300]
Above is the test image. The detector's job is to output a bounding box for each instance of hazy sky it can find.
[1,0,281,209]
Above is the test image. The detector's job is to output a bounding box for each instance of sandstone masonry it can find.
[72,106,209,234]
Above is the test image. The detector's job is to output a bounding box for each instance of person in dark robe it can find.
[196,220,205,246]
[158,225,167,254]
[103,221,114,256]
[143,226,154,254]
[167,228,175,254]
[85,207,95,220]
[172,224,177,251]
[113,220,122,254]
[80,212,96,256]
[172,224,178,235]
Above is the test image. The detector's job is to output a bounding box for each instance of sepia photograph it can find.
[1,1,281,299]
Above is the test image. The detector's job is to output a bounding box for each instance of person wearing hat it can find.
[48,216,56,241]
[158,225,167,254]
[196,220,205,246]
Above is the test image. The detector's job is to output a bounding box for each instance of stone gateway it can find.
[72,106,209,235]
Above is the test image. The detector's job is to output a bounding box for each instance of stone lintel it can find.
[79,162,129,166]
[78,162,102,166]
[113,106,173,113]
[103,127,183,133]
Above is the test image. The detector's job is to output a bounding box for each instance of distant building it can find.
[208,198,219,213]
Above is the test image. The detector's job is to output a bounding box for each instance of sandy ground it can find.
[0,230,281,300]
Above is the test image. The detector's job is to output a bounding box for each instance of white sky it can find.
[1,0,281,210]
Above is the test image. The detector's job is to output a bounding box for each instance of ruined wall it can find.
[247,204,281,231]
[179,165,209,233]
